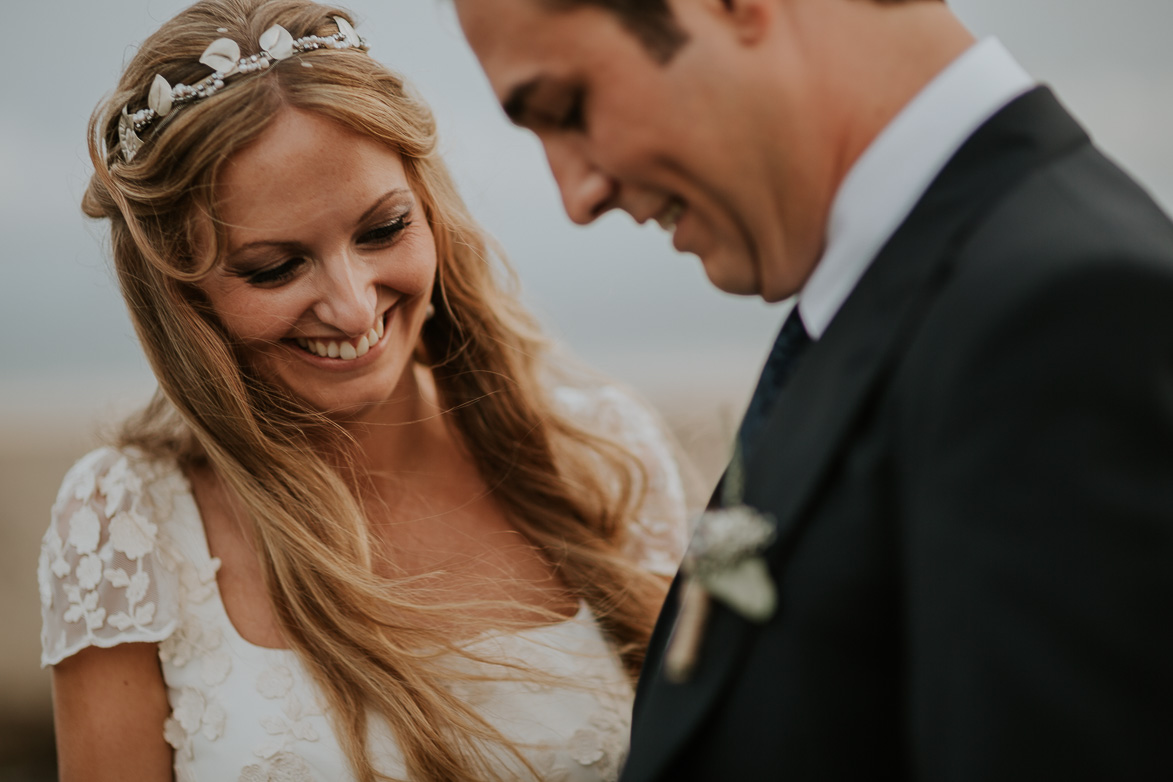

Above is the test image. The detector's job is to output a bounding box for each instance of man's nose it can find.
[312,254,378,337]
[544,137,617,225]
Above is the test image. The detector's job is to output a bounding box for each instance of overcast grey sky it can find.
[2,0,1172,411]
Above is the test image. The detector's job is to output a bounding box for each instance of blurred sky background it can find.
[2,0,1173,421]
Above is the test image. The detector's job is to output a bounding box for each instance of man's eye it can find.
[360,215,411,245]
[529,88,585,131]
[558,89,585,130]
[246,257,305,286]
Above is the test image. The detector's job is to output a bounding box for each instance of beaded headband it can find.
[117,16,369,163]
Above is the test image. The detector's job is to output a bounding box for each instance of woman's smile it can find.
[290,306,390,365]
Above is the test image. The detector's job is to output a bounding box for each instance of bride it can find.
[38,1,687,780]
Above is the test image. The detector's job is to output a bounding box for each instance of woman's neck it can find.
[338,361,459,480]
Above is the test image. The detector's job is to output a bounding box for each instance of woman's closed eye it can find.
[359,214,412,246]
[230,213,413,286]
[242,256,307,286]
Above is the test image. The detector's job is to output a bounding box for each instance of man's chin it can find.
[699,256,762,298]
[701,252,804,303]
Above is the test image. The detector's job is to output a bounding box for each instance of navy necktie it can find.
[735,306,812,456]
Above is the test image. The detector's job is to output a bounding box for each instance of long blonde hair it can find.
[82,2,668,780]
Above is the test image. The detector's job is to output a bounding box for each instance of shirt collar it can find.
[797,37,1035,340]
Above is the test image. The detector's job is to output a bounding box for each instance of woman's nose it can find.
[311,255,378,337]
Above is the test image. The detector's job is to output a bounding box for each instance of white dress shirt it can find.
[798,38,1036,340]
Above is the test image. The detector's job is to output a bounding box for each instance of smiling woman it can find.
[36,1,689,781]
[202,110,438,414]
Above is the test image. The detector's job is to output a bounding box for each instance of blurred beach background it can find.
[3,0,1172,777]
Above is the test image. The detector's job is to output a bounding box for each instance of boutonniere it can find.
[664,447,777,683]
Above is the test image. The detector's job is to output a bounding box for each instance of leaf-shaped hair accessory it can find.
[259,24,295,60]
[118,108,144,162]
[199,38,241,74]
[148,74,173,117]
[334,16,359,46]
[113,21,368,167]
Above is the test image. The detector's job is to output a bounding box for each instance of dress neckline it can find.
[166,458,593,655]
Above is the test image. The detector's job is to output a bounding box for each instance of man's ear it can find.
[706,0,773,46]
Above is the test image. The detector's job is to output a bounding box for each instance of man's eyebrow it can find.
[502,79,540,125]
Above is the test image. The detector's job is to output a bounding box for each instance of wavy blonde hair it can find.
[82,1,668,779]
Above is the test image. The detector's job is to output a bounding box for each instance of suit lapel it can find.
[743,87,1088,551]
[624,88,1090,782]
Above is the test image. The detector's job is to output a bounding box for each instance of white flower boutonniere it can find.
[664,448,778,683]
[683,505,777,621]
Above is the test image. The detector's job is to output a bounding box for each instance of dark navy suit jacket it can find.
[621,88,1173,781]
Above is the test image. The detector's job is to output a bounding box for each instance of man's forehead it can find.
[454,0,563,54]
[454,0,606,97]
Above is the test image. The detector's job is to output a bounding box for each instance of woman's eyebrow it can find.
[225,188,414,263]
[359,187,414,224]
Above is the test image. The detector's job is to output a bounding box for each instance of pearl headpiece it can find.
[117,16,369,163]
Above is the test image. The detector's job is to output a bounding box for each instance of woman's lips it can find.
[288,307,393,366]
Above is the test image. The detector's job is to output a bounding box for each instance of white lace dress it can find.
[38,386,688,782]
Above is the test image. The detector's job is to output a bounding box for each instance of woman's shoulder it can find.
[552,383,692,576]
[552,383,665,443]
[73,441,180,486]
[48,446,194,562]
[38,445,203,667]
[53,445,187,507]
[551,382,680,477]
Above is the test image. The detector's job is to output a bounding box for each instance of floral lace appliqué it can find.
[158,537,232,773]
[39,448,181,663]
[252,664,322,768]
[238,751,317,782]
[568,703,630,780]
[38,447,235,779]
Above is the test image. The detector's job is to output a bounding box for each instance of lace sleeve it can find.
[555,385,690,577]
[38,447,182,667]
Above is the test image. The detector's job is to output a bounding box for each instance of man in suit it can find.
[454,0,1173,778]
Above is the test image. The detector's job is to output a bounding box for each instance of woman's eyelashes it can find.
[244,256,306,286]
[359,213,412,246]
[235,212,414,287]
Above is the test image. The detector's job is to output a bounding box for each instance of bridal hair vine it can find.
[117,16,368,163]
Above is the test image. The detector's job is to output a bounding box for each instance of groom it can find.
[454,0,1173,778]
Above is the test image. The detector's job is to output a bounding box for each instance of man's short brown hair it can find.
[540,0,687,61]
[541,0,940,62]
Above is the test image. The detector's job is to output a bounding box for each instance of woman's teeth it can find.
[296,318,384,361]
